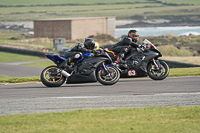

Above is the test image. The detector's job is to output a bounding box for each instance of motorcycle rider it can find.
[60,38,98,67]
[109,30,140,64]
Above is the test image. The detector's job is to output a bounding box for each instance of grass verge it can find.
[0,0,200,21]
[0,51,42,62]
[161,56,200,65]
[22,60,55,68]
[0,75,40,83]
[169,67,200,77]
[0,106,199,133]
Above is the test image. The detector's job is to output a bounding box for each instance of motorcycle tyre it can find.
[97,65,120,85]
[41,66,66,87]
[147,60,169,80]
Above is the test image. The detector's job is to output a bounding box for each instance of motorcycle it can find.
[40,50,120,87]
[106,39,169,80]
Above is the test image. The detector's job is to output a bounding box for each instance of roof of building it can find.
[34,17,115,21]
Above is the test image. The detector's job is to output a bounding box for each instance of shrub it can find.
[159,45,194,56]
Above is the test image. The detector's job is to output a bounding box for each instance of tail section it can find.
[45,55,66,65]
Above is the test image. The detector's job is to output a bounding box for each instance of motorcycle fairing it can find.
[139,51,159,72]
[120,68,147,78]
[45,55,66,65]
[46,53,93,66]
[67,70,97,84]
[120,49,160,77]
[142,51,159,61]
[74,53,93,62]
[77,56,110,73]
[67,56,111,84]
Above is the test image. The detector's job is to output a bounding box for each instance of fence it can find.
[0,46,47,57]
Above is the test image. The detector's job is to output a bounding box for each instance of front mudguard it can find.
[93,58,111,68]
[146,59,163,72]
[140,58,162,73]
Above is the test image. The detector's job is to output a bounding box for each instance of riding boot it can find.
[116,57,128,69]
[117,54,127,64]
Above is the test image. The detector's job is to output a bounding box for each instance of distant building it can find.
[34,17,115,40]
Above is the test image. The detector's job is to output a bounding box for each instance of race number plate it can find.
[128,70,137,76]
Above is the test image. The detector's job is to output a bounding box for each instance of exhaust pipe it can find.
[61,70,71,78]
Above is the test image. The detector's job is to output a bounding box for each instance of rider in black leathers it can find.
[60,38,98,67]
[109,30,140,64]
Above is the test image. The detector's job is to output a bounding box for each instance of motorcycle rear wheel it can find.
[97,65,120,85]
[40,66,66,87]
[147,60,169,80]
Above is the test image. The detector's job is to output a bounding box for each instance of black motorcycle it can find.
[106,39,169,80]
[41,50,120,87]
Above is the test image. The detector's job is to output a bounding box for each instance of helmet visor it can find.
[129,31,139,38]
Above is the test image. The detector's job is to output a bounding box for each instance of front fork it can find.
[101,62,121,73]
[102,62,108,71]
[152,58,161,70]
[100,62,112,78]
[102,62,113,75]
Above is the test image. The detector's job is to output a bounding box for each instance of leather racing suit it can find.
[109,36,139,63]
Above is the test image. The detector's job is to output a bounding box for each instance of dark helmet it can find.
[83,38,95,50]
[128,30,139,42]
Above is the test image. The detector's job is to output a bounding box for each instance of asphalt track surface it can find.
[0,76,200,116]
[0,60,45,77]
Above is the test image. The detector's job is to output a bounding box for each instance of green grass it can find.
[22,60,55,68]
[139,35,200,46]
[0,0,148,5]
[161,56,200,65]
[0,30,54,49]
[0,106,199,133]
[0,75,40,83]
[0,3,164,21]
[0,3,158,13]
[159,45,194,56]
[0,0,199,21]
[0,0,199,6]
[169,67,200,77]
[162,0,200,5]
[0,30,25,38]
[0,51,42,62]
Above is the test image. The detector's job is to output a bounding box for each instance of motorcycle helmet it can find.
[83,38,95,50]
[128,30,139,42]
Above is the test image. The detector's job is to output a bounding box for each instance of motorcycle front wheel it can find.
[40,66,66,87]
[147,60,169,80]
[97,65,120,85]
